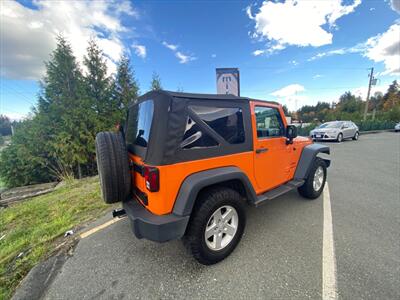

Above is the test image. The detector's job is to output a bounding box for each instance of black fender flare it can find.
[172,167,257,217]
[294,143,330,180]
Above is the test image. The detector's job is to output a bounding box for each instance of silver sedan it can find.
[310,121,359,142]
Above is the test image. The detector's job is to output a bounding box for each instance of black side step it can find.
[254,179,304,206]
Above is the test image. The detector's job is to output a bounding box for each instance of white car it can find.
[395,122,400,132]
[310,121,359,142]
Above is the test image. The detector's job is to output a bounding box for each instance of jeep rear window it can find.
[125,100,154,152]
[189,106,245,144]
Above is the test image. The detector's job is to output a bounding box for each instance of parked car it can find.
[95,90,330,265]
[310,121,359,142]
[395,122,400,132]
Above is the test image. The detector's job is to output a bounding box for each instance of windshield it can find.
[125,100,154,153]
[318,122,343,129]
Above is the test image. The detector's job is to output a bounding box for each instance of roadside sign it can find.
[216,68,240,96]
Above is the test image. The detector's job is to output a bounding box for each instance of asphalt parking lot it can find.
[39,132,400,299]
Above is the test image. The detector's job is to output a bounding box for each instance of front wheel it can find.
[352,131,359,140]
[336,133,343,143]
[298,158,327,199]
[183,188,246,265]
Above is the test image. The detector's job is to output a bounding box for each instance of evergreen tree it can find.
[39,36,90,179]
[113,54,140,120]
[382,80,400,111]
[150,72,162,91]
[83,39,114,131]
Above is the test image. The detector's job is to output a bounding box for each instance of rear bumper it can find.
[122,199,190,242]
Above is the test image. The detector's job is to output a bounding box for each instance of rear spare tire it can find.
[95,131,131,204]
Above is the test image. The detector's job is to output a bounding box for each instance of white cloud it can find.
[175,51,195,64]
[1,111,28,121]
[307,46,363,61]
[132,44,146,58]
[114,0,139,17]
[270,84,311,111]
[162,41,196,64]
[364,23,400,76]
[247,0,361,53]
[211,54,217,58]
[307,22,400,76]
[313,74,324,79]
[0,0,135,80]
[271,84,305,98]
[390,0,400,13]
[252,49,265,56]
[290,60,298,66]
[352,83,391,99]
[162,41,178,51]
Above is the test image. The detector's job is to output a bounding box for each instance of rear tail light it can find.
[143,166,159,192]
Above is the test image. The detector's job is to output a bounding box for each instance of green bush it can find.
[356,120,396,131]
[297,124,316,137]
[0,135,4,146]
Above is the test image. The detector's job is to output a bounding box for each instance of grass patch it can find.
[0,176,110,300]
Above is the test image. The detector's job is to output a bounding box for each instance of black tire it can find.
[95,131,131,204]
[352,131,359,140]
[183,187,246,265]
[298,157,327,199]
[336,133,343,143]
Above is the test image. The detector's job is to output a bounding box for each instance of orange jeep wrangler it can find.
[95,90,330,265]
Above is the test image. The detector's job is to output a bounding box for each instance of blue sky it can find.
[1,0,399,119]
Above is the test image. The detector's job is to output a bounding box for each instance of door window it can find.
[255,106,284,138]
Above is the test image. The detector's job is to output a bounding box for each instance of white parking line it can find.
[322,182,338,300]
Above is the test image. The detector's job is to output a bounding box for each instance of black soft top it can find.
[127,90,277,165]
[130,90,279,107]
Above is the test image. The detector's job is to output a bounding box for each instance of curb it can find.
[10,208,118,300]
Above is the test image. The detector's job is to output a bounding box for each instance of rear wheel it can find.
[352,131,359,140]
[298,158,327,199]
[183,188,246,265]
[336,133,343,143]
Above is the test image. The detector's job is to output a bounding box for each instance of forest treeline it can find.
[293,82,400,124]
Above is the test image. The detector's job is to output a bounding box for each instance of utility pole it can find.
[363,67,374,121]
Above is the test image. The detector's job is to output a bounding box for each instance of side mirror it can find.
[286,125,297,144]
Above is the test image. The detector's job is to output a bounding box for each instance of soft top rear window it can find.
[125,100,154,155]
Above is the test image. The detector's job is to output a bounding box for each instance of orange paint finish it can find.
[129,151,257,215]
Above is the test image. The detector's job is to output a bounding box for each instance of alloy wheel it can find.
[204,205,238,251]
[313,166,324,191]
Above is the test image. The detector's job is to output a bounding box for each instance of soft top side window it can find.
[181,117,219,149]
[189,106,245,145]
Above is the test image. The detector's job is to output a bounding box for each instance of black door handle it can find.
[256,148,268,154]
